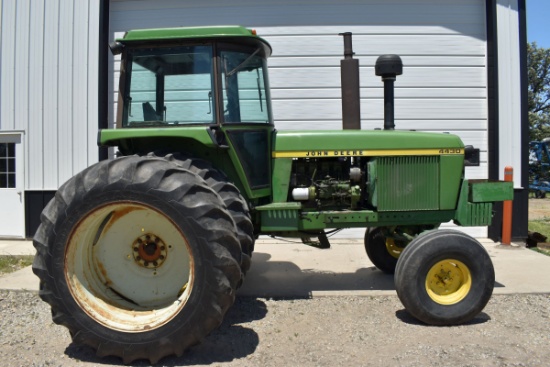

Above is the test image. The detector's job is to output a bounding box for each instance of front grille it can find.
[377,156,439,211]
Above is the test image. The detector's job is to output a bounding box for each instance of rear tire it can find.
[394,230,494,325]
[32,155,242,364]
[161,153,255,274]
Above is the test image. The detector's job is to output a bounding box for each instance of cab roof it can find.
[119,25,271,54]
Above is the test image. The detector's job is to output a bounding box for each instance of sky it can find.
[526,0,550,48]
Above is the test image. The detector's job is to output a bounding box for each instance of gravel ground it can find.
[1,199,548,366]
[1,290,549,367]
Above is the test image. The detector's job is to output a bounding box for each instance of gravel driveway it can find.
[2,199,549,366]
[1,290,549,367]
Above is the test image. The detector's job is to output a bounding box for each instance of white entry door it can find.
[0,133,25,238]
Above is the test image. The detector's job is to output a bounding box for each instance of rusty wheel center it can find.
[144,242,158,256]
[132,234,167,268]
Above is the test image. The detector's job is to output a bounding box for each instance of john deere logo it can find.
[273,149,463,158]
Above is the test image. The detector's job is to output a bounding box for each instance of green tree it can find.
[528,42,550,141]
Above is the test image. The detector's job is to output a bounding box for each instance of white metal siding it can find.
[497,0,522,188]
[0,0,100,190]
[110,0,488,179]
[110,0,489,237]
[0,0,523,239]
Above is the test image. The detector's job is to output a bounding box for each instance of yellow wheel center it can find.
[425,259,472,305]
[385,238,403,259]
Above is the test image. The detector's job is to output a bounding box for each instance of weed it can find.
[0,255,34,276]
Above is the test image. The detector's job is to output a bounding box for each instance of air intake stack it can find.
[340,32,361,130]
[375,55,403,130]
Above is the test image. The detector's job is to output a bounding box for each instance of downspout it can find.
[98,0,110,161]
[486,0,501,240]
[515,0,529,239]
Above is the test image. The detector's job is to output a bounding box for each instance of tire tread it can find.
[32,155,242,363]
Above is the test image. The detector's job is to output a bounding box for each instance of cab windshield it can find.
[121,44,271,127]
[123,45,213,127]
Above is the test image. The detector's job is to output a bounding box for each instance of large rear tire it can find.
[161,153,255,274]
[32,155,242,364]
[394,230,494,325]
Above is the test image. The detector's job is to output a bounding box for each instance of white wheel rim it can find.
[65,202,193,332]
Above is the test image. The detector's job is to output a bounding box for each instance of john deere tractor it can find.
[33,26,513,363]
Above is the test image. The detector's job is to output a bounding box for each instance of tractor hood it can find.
[272,130,465,158]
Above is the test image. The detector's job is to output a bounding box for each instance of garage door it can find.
[110,0,488,238]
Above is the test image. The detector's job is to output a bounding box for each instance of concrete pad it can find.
[238,238,550,297]
[2,238,550,297]
[481,239,550,294]
[0,240,35,256]
[0,266,39,292]
[0,240,37,292]
[238,238,395,297]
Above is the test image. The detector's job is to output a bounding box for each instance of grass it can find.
[528,218,550,238]
[0,255,34,276]
[528,217,550,256]
[532,247,550,256]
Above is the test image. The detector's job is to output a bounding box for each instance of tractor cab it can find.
[107,26,274,197]
[116,27,272,127]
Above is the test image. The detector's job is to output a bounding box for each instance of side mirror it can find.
[464,145,480,167]
[109,41,124,55]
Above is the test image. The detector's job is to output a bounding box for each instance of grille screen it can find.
[377,156,439,211]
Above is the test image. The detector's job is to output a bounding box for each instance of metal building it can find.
[0,0,527,239]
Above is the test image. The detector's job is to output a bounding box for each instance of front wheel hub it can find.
[425,259,472,305]
[385,238,403,259]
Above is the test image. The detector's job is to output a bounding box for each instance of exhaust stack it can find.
[340,32,361,130]
[375,54,403,130]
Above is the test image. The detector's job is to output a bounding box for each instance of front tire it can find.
[364,227,402,274]
[394,230,494,325]
[32,156,242,364]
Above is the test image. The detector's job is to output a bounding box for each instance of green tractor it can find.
[33,26,513,363]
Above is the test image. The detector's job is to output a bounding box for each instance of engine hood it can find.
[272,130,465,158]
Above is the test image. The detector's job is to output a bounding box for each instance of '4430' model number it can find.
[438,148,462,154]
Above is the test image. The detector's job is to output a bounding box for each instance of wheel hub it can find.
[425,259,472,305]
[132,233,168,268]
[65,200,193,332]
[385,238,403,259]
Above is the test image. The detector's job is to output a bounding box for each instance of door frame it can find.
[0,131,26,239]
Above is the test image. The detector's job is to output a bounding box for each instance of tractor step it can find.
[301,231,331,249]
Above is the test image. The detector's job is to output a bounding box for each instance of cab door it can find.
[222,125,273,198]
[218,47,273,199]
